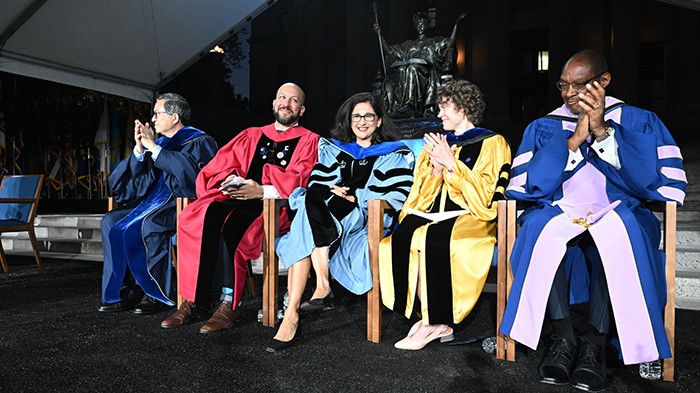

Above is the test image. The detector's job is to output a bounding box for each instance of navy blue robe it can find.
[101,126,218,305]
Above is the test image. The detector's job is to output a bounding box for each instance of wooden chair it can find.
[498,200,676,381]
[0,174,45,273]
[367,199,509,344]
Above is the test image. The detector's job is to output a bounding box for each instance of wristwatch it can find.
[594,126,613,142]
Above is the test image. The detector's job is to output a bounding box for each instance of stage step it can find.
[2,214,104,262]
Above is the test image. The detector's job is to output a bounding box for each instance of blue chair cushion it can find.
[0,176,41,223]
[0,219,29,227]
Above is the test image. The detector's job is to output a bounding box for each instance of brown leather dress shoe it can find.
[199,301,242,334]
[160,300,208,328]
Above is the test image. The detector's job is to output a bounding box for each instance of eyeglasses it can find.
[351,113,377,123]
[152,110,172,118]
[555,71,606,92]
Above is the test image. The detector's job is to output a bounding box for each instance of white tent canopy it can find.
[0,0,271,103]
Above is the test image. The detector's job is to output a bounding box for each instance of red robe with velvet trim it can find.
[177,124,320,305]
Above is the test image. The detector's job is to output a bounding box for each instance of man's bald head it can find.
[563,49,608,75]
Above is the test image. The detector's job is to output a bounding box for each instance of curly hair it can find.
[329,92,400,144]
[436,79,485,125]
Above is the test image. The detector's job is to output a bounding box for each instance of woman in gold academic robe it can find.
[379,79,511,350]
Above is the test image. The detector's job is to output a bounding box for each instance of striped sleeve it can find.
[505,119,570,201]
[606,109,686,205]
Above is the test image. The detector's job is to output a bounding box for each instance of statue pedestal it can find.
[394,117,443,139]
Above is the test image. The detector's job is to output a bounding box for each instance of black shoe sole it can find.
[569,380,608,392]
[266,339,294,353]
[539,377,570,386]
[570,369,608,392]
[98,303,137,313]
[132,305,170,315]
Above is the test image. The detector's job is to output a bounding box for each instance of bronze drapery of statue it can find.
[374,12,466,118]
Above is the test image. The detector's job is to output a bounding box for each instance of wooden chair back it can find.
[0,174,45,273]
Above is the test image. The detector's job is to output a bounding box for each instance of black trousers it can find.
[193,199,262,305]
[547,232,611,334]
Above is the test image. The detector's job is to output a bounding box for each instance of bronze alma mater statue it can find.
[374,11,466,118]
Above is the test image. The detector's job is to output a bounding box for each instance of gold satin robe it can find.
[379,134,511,324]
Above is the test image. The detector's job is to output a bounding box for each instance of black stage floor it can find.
[1,257,698,392]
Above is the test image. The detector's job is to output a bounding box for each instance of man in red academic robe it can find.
[161,83,320,333]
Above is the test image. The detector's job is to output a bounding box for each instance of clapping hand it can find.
[423,133,457,175]
[134,120,156,153]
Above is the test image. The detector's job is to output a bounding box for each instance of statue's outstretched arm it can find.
[447,12,467,47]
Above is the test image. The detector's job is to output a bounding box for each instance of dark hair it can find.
[436,79,485,125]
[156,93,191,124]
[330,92,399,144]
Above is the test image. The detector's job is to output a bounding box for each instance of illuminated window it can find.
[537,50,549,72]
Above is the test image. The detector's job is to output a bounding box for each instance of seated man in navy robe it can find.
[99,93,218,315]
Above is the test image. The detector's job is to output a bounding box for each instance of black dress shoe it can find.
[570,337,607,392]
[265,337,295,353]
[538,335,579,385]
[299,293,334,312]
[133,296,170,315]
[98,297,140,313]
[265,324,301,353]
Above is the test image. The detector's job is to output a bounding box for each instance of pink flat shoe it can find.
[394,324,454,350]
[405,320,422,337]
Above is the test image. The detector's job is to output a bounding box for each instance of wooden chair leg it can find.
[246,260,257,297]
[663,201,676,382]
[496,200,507,360]
[367,199,385,343]
[27,227,44,273]
[262,199,280,328]
[174,198,190,309]
[172,242,183,309]
[502,200,517,361]
[0,239,8,273]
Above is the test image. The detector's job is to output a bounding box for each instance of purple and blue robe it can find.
[500,97,686,364]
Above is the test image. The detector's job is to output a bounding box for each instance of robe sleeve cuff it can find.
[150,145,163,162]
[133,148,146,162]
[263,185,280,200]
[565,148,584,171]
[591,128,621,170]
